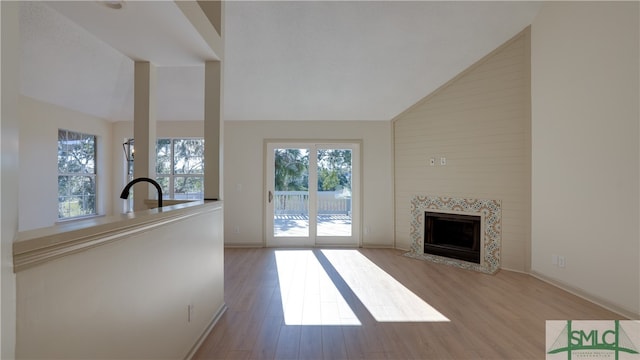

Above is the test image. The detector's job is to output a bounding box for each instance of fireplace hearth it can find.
[424,212,481,264]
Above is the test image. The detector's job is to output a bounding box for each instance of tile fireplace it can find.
[405,195,501,274]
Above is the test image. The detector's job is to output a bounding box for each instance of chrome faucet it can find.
[120,177,163,208]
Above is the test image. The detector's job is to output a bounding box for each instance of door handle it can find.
[268,190,273,203]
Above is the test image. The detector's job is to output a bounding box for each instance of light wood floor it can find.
[194,248,624,360]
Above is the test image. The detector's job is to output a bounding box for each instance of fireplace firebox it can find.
[424,212,481,264]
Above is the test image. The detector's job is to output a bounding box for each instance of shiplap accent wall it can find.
[393,28,531,272]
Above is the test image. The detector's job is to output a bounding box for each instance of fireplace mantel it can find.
[404,195,502,274]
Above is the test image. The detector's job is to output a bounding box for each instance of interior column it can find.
[204,60,222,200]
[133,61,157,211]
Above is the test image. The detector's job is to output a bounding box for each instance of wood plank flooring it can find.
[194,248,624,360]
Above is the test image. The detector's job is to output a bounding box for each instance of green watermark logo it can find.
[547,320,640,359]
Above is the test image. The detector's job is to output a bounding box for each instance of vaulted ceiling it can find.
[19,1,542,122]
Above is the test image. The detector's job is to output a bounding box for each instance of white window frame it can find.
[57,129,98,220]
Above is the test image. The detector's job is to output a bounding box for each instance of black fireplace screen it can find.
[424,212,481,264]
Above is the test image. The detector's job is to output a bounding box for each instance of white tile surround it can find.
[404,195,502,274]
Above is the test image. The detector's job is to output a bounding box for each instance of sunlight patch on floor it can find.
[322,249,450,322]
[275,250,361,326]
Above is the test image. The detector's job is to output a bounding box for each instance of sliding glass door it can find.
[265,142,360,247]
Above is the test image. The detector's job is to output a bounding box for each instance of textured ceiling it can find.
[19,1,542,122]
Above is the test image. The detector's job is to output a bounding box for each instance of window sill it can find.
[55,214,104,225]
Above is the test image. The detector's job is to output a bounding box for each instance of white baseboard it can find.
[224,243,264,248]
[224,243,398,249]
[360,244,395,249]
[500,266,528,274]
[529,270,639,320]
[184,303,228,360]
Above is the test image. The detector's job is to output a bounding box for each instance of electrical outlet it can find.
[188,304,194,322]
[429,158,435,166]
[558,256,566,268]
[551,254,558,265]
[234,226,240,234]
[440,157,447,166]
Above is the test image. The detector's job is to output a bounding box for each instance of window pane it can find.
[58,130,95,174]
[156,139,172,175]
[58,175,96,219]
[58,129,67,172]
[156,176,170,197]
[82,133,96,174]
[173,176,203,200]
[316,149,352,237]
[67,130,84,173]
[173,139,204,174]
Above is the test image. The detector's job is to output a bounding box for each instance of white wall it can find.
[18,96,113,231]
[531,2,639,317]
[16,205,224,358]
[1,2,20,357]
[224,121,393,247]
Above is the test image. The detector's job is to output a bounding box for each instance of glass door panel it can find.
[267,146,313,246]
[316,148,352,237]
[273,148,310,237]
